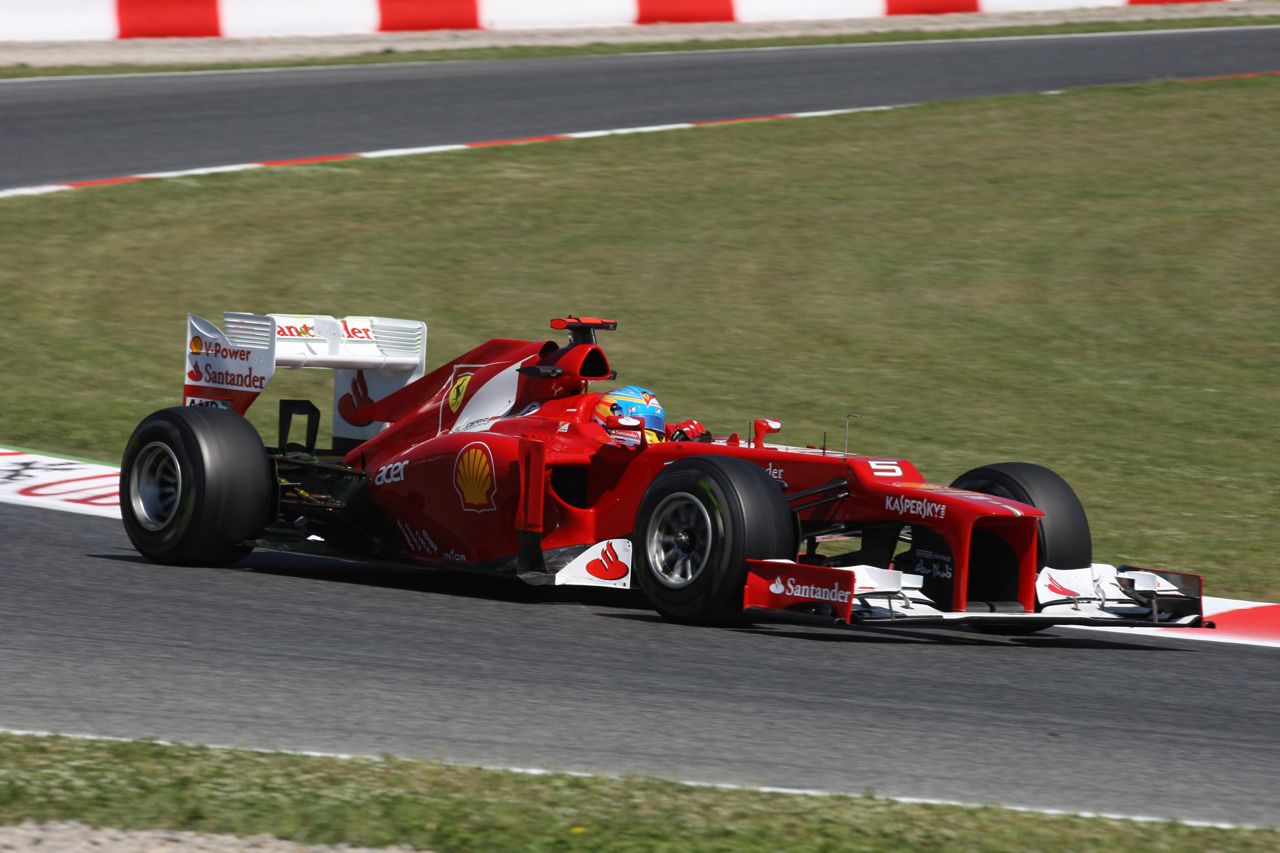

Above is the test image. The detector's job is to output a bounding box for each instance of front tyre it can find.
[950,462,1092,572]
[950,462,1092,635]
[633,456,796,624]
[120,407,274,566]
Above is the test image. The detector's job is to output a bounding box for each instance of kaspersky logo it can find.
[769,575,852,604]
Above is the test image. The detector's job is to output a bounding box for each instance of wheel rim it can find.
[130,441,183,532]
[646,491,713,589]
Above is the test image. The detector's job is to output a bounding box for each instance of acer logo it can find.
[374,460,407,486]
[586,541,628,581]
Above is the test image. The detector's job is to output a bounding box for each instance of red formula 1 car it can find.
[120,313,1205,633]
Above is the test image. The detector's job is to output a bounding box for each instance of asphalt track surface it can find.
[3,26,1280,190]
[2,503,1278,825]
[5,28,1280,828]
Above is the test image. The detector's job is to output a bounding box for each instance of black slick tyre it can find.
[950,462,1092,635]
[632,456,796,624]
[119,406,275,566]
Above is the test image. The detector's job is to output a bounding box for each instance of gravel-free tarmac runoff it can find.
[2,503,1277,826]
[2,26,1280,191]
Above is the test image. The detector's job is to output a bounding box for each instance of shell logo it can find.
[454,441,496,512]
[448,373,473,414]
[189,336,203,354]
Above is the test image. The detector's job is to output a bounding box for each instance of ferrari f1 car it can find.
[119,312,1206,633]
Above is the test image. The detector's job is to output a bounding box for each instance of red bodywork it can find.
[335,320,1047,615]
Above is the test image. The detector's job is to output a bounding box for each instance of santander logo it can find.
[768,575,852,604]
[587,541,628,581]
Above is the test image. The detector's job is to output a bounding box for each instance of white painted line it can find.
[0,727,1264,831]
[0,106,920,200]
[360,143,469,158]
[137,163,265,178]
[0,184,71,199]
[789,104,907,117]
[566,123,695,137]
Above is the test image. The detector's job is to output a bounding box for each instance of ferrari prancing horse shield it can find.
[447,373,473,413]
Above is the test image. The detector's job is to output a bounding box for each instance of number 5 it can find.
[869,460,903,477]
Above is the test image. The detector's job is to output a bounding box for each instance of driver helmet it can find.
[595,385,665,434]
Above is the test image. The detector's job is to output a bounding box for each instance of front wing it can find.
[743,560,1205,630]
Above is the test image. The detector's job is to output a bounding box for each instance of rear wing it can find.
[183,312,427,445]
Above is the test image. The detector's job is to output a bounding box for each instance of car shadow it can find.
[92,546,652,612]
[735,625,1184,650]
[597,611,1186,650]
[95,547,1189,650]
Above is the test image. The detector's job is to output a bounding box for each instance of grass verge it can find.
[1,733,1275,850]
[1,77,1277,600]
[1,16,1279,79]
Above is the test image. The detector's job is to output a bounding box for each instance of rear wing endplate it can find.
[183,312,427,444]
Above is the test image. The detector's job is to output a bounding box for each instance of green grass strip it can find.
[0,733,1275,851]
[2,16,1279,79]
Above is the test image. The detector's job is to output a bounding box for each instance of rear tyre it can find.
[120,407,275,566]
[950,462,1092,635]
[633,456,796,624]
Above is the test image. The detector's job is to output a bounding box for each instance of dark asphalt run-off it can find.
[1,26,1279,189]
[1,504,1277,825]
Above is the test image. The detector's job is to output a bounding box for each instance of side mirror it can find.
[752,418,781,448]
